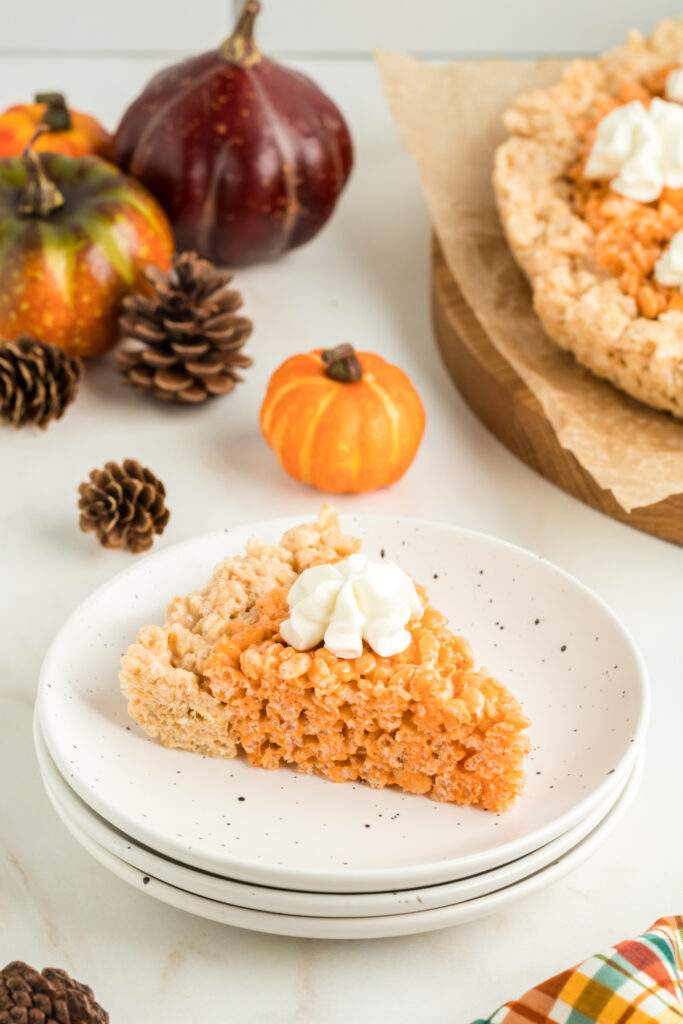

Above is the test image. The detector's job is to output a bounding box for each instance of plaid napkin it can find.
[473,917,683,1024]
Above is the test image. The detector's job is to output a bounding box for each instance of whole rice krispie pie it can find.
[120,508,530,813]
[494,19,683,418]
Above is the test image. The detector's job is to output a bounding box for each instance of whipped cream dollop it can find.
[584,98,683,202]
[666,65,683,103]
[654,230,683,287]
[280,553,423,660]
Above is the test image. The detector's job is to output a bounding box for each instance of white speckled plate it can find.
[34,712,635,918]
[38,740,644,939]
[37,515,649,893]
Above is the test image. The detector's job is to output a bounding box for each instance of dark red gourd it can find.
[113,1,353,267]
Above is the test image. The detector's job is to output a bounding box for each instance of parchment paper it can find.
[376,51,683,513]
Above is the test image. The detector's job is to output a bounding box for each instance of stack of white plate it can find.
[35,516,649,940]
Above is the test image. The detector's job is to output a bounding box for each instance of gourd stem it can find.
[35,92,72,132]
[322,344,363,383]
[220,0,262,66]
[18,126,65,217]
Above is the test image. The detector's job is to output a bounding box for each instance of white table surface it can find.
[1,53,681,1024]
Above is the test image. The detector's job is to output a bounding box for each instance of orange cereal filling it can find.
[569,65,683,319]
[205,586,530,814]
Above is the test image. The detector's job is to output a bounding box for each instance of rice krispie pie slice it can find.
[493,19,683,418]
[121,509,530,813]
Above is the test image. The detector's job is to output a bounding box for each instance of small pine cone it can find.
[78,459,170,554]
[0,337,82,428]
[116,251,253,404]
[0,960,109,1023]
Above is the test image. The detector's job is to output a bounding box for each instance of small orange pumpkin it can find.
[260,344,425,494]
[0,92,112,160]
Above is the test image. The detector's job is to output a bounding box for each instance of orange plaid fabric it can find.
[473,917,683,1024]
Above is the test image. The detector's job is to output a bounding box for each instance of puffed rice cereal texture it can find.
[493,19,683,418]
[120,508,530,812]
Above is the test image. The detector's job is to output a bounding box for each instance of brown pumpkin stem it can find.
[220,0,262,66]
[35,91,72,132]
[18,125,65,217]
[322,344,363,383]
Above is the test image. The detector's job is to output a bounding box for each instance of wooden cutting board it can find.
[431,238,683,546]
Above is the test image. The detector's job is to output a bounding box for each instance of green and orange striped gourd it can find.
[0,137,173,358]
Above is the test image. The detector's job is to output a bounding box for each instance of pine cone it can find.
[0,961,108,1023]
[116,251,253,404]
[0,337,82,428]
[78,459,170,554]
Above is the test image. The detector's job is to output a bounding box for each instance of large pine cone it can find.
[0,961,108,1023]
[78,459,170,554]
[0,337,82,428]
[116,251,253,404]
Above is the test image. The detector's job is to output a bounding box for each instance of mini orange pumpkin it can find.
[0,92,112,160]
[260,344,425,494]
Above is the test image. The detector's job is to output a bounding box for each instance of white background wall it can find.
[2,0,683,58]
